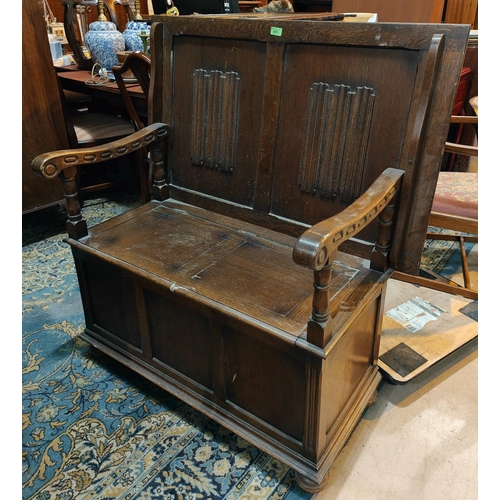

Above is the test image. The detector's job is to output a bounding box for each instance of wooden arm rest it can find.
[450,115,478,124]
[444,115,478,157]
[31,123,170,180]
[444,141,478,157]
[293,168,404,271]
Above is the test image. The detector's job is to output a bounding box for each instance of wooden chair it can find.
[63,0,139,69]
[56,75,150,201]
[393,113,478,300]
[112,51,151,131]
[442,66,472,171]
[63,90,92,110]
[112,51,153,200]
[33,18,470,492]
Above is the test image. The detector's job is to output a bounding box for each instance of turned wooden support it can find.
[370,196,397,272]
[312,257,334,323]
[308,253,336,348]
[61,166,88,240]
[150,138,170,201]
[293,169,404,349]
[31,123,171,238]
[134,0,142,19]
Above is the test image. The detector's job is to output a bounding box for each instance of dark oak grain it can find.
[32,16,469,492]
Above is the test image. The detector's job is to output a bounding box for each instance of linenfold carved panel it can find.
[299,83,375,203]
[190,69,241,172]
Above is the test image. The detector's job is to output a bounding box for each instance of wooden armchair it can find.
[112,51,151,131]
[32,17,470,492]
[55,73,151,201]
[112,51,152,199]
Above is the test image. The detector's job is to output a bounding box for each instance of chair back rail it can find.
[112,51,152,131]
[63,0,137,69]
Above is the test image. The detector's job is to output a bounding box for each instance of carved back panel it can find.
[149,16,469,274]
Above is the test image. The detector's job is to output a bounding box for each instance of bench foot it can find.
[367,388,378,407]
[294,471,327,493]
[87,345,101,357]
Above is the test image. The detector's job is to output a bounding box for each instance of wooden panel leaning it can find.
[32,17,470,492]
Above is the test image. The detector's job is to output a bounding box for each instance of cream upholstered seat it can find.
[426,167,478,298]
[429,112,478,239]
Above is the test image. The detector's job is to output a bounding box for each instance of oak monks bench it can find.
[32,15,470,492]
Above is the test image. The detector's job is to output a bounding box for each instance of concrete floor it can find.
[312,254,479,499]
[313,336,478,499]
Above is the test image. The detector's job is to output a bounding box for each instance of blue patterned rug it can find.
[22,191,311,500]
[419,227,476,284]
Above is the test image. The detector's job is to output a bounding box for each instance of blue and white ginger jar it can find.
[123,21,150,52]
[85,21,125,71]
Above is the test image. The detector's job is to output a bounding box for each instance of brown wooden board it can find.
[379,278,478,383]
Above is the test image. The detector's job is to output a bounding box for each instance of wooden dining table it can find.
[57,66,148,121]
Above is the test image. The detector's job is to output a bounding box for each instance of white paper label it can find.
[386,297,446,333]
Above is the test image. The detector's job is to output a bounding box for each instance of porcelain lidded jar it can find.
[85,21,125,71]
[123,21,150,52]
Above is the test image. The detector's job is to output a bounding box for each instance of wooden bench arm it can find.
[293,168,404,271]
[31,123,170,179]
[30,123,170,241]
[293,168,403,348]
